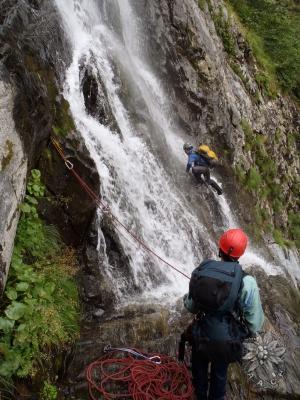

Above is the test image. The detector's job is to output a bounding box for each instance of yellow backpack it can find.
[198,145,219,161]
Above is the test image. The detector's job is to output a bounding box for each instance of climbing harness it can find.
[86,346,193,399]
[50,137,190,280]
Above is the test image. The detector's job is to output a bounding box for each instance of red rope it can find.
[51,138,190,280]
[86,350,193,400]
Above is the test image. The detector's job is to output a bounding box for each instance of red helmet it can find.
[218,229,248,258]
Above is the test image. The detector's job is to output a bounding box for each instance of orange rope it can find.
[50,138,190,280]
[86,349,193,400]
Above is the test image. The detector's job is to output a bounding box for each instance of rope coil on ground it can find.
[50,137,190,280]
[86,348,193,400]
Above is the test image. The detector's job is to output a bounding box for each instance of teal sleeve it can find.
[240,276,264,334]
[183,293,198,314]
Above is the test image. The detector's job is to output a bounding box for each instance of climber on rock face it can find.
[183,229,264,400]
[183,143,223,195]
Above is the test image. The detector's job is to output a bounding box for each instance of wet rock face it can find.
[0,1,103,291]
[135,0,300,242]
[80,63,120,133]
[60,302,190,399]
[0,71,27,292]
[228,267,300,399]
[38,131,99,246]
[0,0,71,159]
[59,268,300,400]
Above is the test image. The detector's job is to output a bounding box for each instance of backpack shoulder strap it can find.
[218,263,243,313]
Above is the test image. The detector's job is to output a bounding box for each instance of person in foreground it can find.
[183,228,264,400]
[183,143,222,195]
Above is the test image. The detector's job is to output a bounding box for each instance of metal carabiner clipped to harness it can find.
[65,159,74,170]
[104,344,161,364]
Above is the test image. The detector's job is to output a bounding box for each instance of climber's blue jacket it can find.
[186,151,210,172]
[184,274,264,334]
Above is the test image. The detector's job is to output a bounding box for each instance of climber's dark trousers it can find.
[192,166,222,195]
[192,349,228,400]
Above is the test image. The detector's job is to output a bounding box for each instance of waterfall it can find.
[53,0,299,301]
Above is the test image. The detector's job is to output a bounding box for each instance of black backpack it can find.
[189,260,249,363]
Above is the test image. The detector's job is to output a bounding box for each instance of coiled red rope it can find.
[86,348,193,399]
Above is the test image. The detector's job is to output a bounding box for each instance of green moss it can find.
[287,131,297,149]
[254,70,277,99]
[1,140,14,171]
[198,0,206,11]
[206,0,213,13]
[212,11,236,57]
[245,167,262,191]
[230,61,256,98]
[41,148,52,161]
[240,119,253,140]
[274,128,283,144]
[259,185,270,200]
[272,198,283,213]
[52,98,75,137]
[237,119,299,248]
[260,159,277,182]
[288,213,300,249]
[234,163,246,183]
[273,229,292,248]
[254,207,263,226]
[230,61,244,80]
[24,54,75,138]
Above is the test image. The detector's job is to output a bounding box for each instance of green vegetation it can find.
[229,62,254,97]
[273,229,292,248]
[52,98,75,137]
[212,11,236,57]
[245,167,261,191]
[40,381,58,400]
[198,0,207,11]
[238,120,299,248]
[234,163,246,184]
[228,0,300,100]
[0,170,79,379]
[288,213,300,249]
[1,140,14,171]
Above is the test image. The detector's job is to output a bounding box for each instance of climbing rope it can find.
[50,137,190,280]
[85,346,193,400]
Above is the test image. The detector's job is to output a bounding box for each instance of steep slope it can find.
[0,0,299,398]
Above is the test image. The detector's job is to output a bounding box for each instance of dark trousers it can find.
[192,350,229,400]
[192,165,211,183]
[192,166,222,195]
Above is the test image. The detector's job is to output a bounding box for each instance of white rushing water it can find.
[54,0,299,301]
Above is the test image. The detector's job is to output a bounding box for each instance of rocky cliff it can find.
[0,0,299,399]
[138,0,300,250]
[0,0,101,291]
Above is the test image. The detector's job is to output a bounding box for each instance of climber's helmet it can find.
[183,143,194,154]
[219,228,248,259]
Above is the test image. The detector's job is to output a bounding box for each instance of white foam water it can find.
[54,0,299,303]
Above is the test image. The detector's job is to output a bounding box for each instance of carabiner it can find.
[65,160,74,170]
